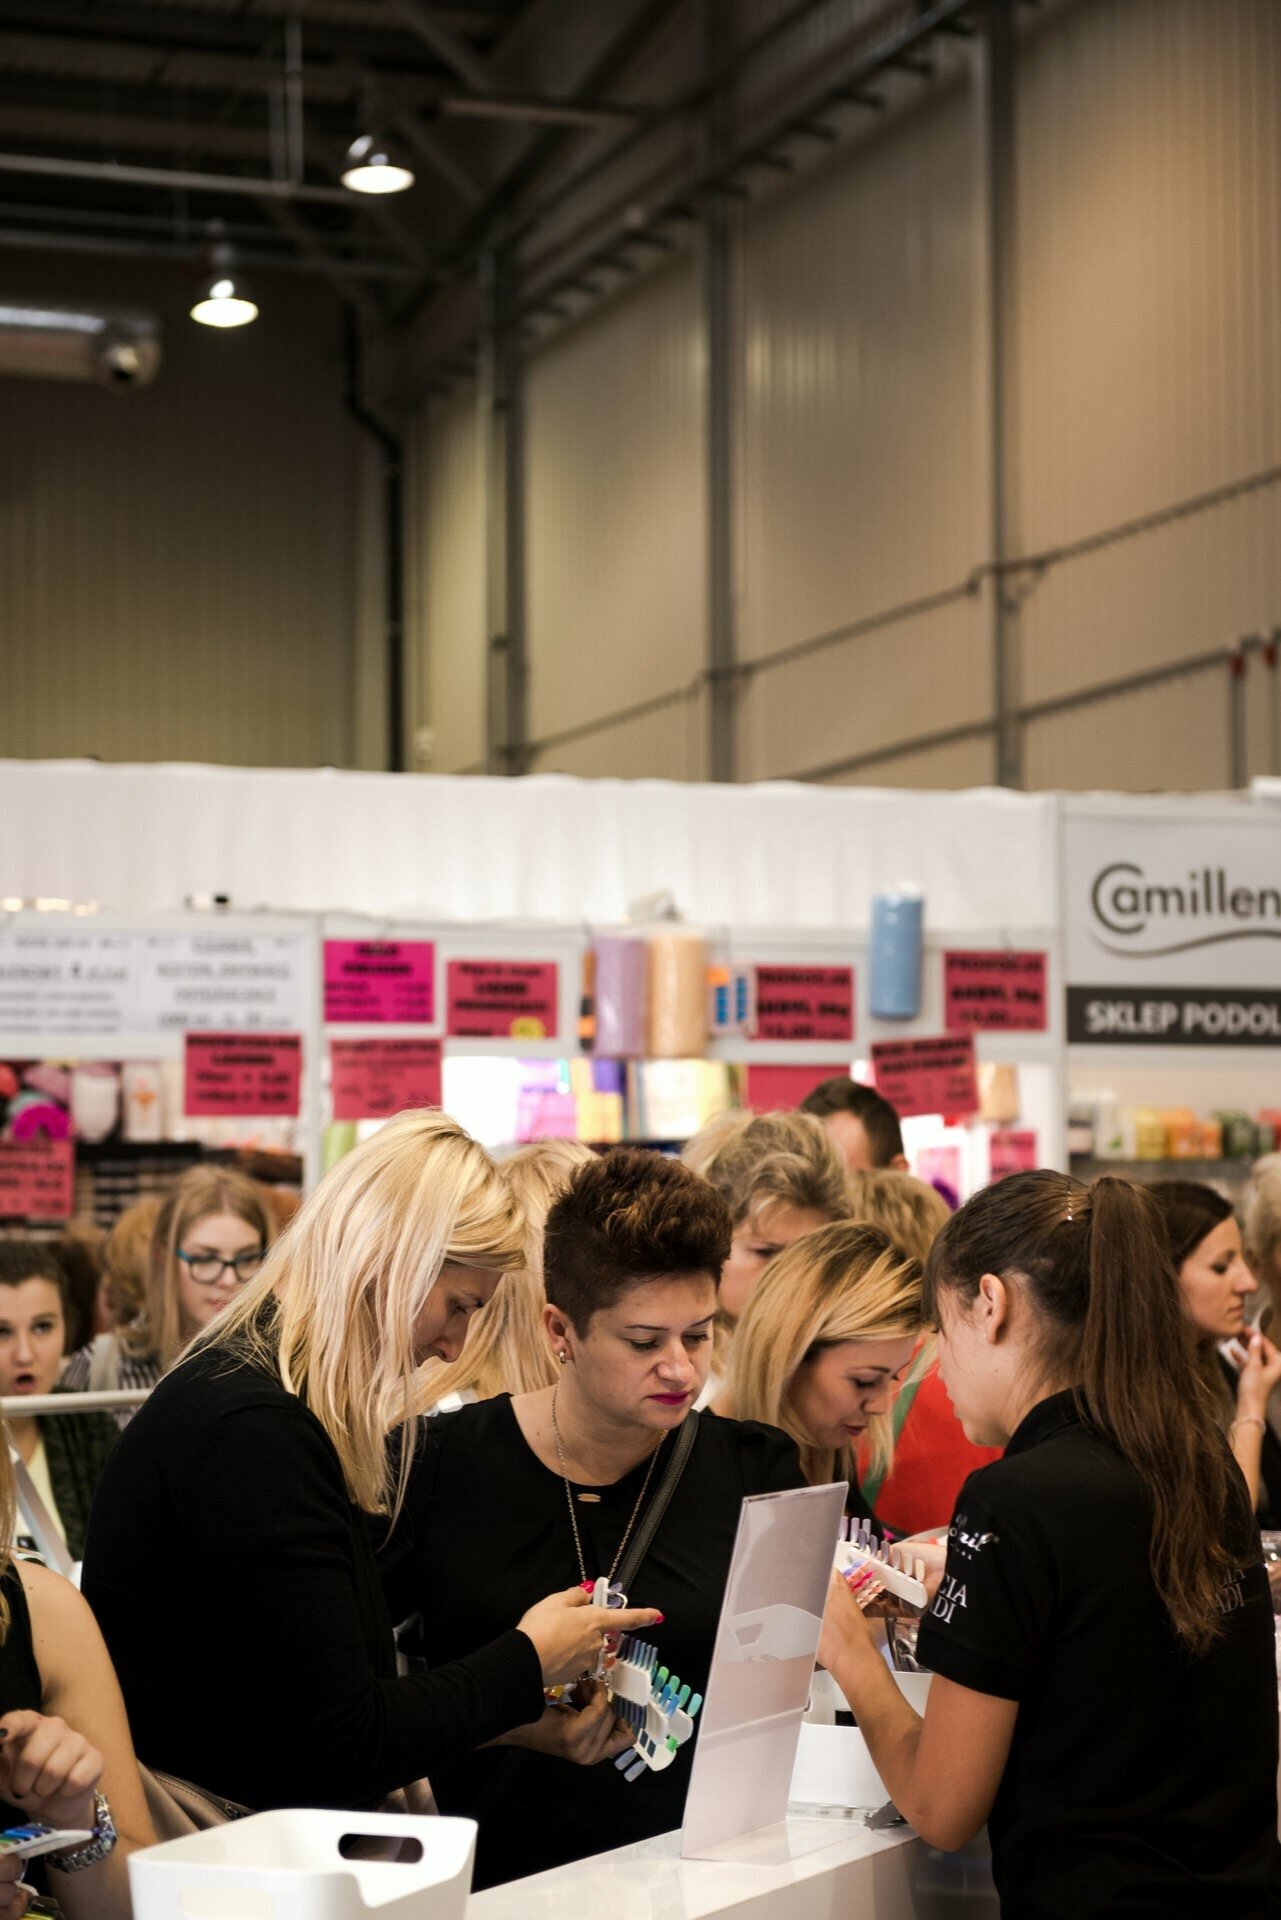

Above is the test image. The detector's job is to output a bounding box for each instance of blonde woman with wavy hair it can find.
[423,1139,597,1411]
[721,1221,921,1510]
[81,1110,661,1820]
[845,1169,950,1268]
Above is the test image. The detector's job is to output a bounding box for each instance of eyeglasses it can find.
[176,1248,266,1286]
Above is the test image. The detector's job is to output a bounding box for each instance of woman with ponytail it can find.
[818,1170,1281,1918]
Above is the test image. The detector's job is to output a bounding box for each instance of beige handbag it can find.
[140,1763,436,1840]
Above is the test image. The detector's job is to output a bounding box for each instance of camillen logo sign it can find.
[1065,811,1281,1047]
[1089,862,1281,958]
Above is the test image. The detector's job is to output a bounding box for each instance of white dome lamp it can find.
[190,244,258,329]
[341,131,415,195]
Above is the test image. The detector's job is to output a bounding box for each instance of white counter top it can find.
[469,1818,926,1920]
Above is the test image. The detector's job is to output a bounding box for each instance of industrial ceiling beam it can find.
[440,91,648,129]
[0,223,420,278]
[0,150,356,206]
[386,0,495,91]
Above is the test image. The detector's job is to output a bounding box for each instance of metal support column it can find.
[703,0,736,784]
[977,0,1020,787]
[479,250,528,775]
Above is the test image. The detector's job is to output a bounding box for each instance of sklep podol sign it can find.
[1064,803,1281,1046]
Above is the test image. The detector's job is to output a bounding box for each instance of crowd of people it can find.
[0,1082,1278,1915]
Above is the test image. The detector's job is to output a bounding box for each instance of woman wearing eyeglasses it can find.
[63,1166,272,1420]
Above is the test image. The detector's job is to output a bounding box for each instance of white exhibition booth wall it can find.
[1,760,1279,1205]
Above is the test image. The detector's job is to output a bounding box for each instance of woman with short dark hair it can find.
[406,1146,805,1890]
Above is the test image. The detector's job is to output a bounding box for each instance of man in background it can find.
[800,1077,908,1174]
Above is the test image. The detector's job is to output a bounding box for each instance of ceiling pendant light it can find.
[190,244,258,329]
[341,131,415,195]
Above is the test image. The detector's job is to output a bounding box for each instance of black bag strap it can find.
[615,1410,699,1598]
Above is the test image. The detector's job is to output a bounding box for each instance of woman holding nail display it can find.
[405,1148,805,1889]
[818,1172,1281,1919]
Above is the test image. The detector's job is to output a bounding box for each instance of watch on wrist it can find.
[46,1791,117,1872]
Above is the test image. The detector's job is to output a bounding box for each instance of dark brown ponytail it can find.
[925,1170,1244,1655]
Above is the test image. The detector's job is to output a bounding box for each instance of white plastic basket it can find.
[128,1809,476,1920]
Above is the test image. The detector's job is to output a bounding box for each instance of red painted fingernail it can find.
[654,1613,665,1624]
[580,1582,595,1593]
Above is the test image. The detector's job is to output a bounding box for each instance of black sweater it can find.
[81,1349,544,1812]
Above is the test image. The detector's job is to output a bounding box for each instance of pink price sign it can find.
[446,961,559,1040]
[185,1032,302,1117]
[944,950,1048,1033]
[754,965,855,1043]
[870,1034,979,1119]
[745,1064,853,1114]
[323,941,436,1025]
[330,1038,442,1121]
[0,1138,74,1220]
[989,1130,1039,1181]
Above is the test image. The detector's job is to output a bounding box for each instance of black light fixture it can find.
[190,242,258,329]
[341,131,415,195]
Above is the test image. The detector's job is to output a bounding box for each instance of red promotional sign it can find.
[330,1038,443,1121]
[754,966,855,1043]
[745,1064,854,1114]
[989,1130,1039,1181]
[944,950,1048,1033]
[446,961,559,1040]
[323,941,436,1024]
[184,1033,302,1117]
[0,1138,74,1220]
[870,1034,979,1119]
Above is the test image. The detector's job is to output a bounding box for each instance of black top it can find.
[81,1348,545,1812]
[41,1394,118,1562]
[403,1395,804,1888]
[916,1391,1281,1920]
[0,1565,42,1831]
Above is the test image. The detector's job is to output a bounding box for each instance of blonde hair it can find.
[728,1221,923,1489]
[421,1139,596,1407]
[846,1169,950,1267]
[191,1111,526,1519]
[1245,1154,1281,1285]
[125,1166,274,1370]
[691,1109,850,1233]
[103,1196,163,1328]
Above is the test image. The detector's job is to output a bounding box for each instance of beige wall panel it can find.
[734,86,981,688]
[529,693,705,784]
[1015,0,1281,704]
[736,600,989,783]
[0,254,357,768]
[525,260,706,758]
[407,390,487,775]
[825,732,995,791]
[1024,666,1230,793]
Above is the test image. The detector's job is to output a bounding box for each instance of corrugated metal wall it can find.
[0,252,364,768]
[524,259,707,781]
[733,84,989,783]
[1013,0,1281,788]
[406,387,487,775]
[405,0,1281,794]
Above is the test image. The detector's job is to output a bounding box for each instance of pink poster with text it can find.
[323,941,436,1024]
[184,1033,302,1116]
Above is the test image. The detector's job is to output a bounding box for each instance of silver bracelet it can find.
[1232,1414,1267,1434]
[46,1790,117,1872]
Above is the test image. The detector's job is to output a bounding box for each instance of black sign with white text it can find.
[1068,986,1281,1047]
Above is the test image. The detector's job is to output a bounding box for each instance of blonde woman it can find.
[844,1170,1001,1536]
[0,1437,154,1920]
[423,1140,596,1412]
[63,1166,274,1416]
[683,1110,850,1397]
[81,1111,660,1817]
[721,1221,921,1517]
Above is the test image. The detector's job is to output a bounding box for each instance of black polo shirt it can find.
[916,1390,1281,1919]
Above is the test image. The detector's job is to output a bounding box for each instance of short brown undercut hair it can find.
[543,1148,732,1332]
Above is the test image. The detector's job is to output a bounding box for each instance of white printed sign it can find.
[0,929,137,1034]
[1064,806,1281,1046]
[0,928,309,1036]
